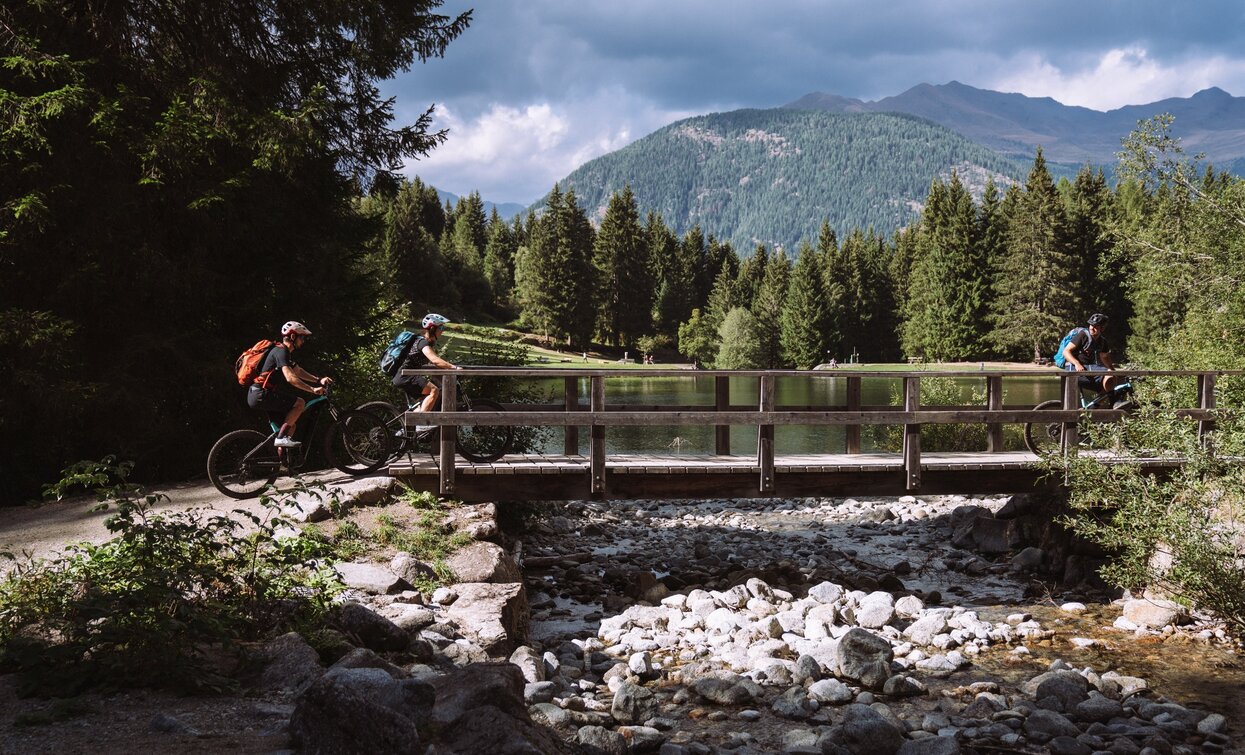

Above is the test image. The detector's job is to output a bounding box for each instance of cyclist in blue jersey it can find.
[1061,313,1119,396]
[392,313,462,429]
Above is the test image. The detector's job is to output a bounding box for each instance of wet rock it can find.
[149,713,199,737]
[970,516,1021,554]
[1047,735,1092,755]
[1011,547,1044,570]
[1033,670,1090,713]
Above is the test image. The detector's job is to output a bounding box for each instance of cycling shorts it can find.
[247,385,299,414]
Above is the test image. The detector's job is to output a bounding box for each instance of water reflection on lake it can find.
[519,373,1061,455]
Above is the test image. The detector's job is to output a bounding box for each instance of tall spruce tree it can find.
[780,242,829,369]
[514,185,596,346]
[1066,166,1129,353]
[989,149,1080,361]
[817,221,848,362]
[752,250,790,368]
[594,186,654,348]
[736,245,770,310]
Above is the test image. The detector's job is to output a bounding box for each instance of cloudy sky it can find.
[386,0,1245,204]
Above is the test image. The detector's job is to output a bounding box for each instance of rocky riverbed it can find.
[3,488,1242,754]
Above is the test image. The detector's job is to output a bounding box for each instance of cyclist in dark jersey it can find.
[393,313,461,430]
[246,320,333,447]
[1061,313,1118,394]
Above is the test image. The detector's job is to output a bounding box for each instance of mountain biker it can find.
[1062,313,1119,396]
[246,321,334,447]
[393,313,462,430]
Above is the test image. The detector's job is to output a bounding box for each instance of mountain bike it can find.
[358,386,513,464]
[1024,378,1136,454]
[207,389,392,499]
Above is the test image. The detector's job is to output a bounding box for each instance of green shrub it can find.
[0,460,344,693]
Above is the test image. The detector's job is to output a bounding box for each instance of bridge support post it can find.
[845,376,861,454]
[986,376,1004,452]
[439,373,457,496]
[758,375,775,492]
[590,376,606,495]
[1061,374,1080,454]
[715,376,730,455]
[1198,373,1217,446]
[902,376,920,490]
[564,377,580,455]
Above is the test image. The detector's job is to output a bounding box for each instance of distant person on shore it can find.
[1060,313,1118,395]
[246,321,333,447]
[394,313,461,426]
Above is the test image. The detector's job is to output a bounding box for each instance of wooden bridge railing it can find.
[400,367,1239,497]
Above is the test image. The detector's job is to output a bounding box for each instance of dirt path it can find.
[0,470,385,567]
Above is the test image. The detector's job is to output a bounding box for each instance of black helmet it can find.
[1087,313,1108,326]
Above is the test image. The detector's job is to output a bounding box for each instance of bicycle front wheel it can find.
[1023,400,1065,455]
[207,429,279,499]
[456,399,514,463]
[324,409,393,475]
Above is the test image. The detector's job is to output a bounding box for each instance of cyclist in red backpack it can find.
[1061,313,1119,396]
[247,321,334,447]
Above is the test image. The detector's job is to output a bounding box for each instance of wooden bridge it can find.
[388,367,1233,502]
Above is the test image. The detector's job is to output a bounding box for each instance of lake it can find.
[517,373,1060,455]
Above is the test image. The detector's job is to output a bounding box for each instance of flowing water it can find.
[519,373,1059,455]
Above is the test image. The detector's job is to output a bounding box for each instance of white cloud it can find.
[401,90,701,204]
[990,47,1245,110]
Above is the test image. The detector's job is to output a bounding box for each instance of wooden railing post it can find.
[439,373,457,496]
[564,376,580,455]
[1198,372,1217,446]
[590,376,606,495]
[902,376,921,490]
[758,375,775,492]
[714,376,731,455]
[845,376,861,454]
[986,376,1004,452]
[1061,373,1080,454]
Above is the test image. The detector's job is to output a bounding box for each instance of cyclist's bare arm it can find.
[1062,342,1085,370]
[1099,352,1116,370]
[421,345,461,371]
[283,365,328,394]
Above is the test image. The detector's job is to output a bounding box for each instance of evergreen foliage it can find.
[593,186,654,348]
[780,243,829,369]
[751,251,791,368]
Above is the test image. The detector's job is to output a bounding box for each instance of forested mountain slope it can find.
[786,81,1245,174]
[549,109,1027,251]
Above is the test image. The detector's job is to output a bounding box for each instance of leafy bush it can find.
[0,460,344,693]
[880,375,1021,452]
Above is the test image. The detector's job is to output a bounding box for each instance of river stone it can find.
[379,601,436,633]
[524,681,556,704]
[1011,546,1045,570]
[857,592,896,628]
[1022,709,1081,743]
[390,552,438,586]
[330,647,405,678]
[692,673,763,706]
[618,725,664,752]
[970,516,1021,554]
[818,704,905,755]
[1136,701,1206,727]
[509,645,544,683]
[578,725,627,755]
[903,614,948,647]
[444,582,529,655]
[434,704,578,754]
[1197,713,1228,734]
[333,602,409,652]
[255,632,323,693]
[897,736,961,755]
[837,627,895,691]
[808,678,854,704]
[809,581,846,604]
[428,662,527,730]
[1034,670,1090,712]
[333,561,409,595]
[289,667,433,755]
[882,674,927,697]
[772,685,815,720]
[1121,598,1184,628]
[894,595,925,618]
[611,680,659,724]
[1075,693,1122,723]
[445,540,522,584]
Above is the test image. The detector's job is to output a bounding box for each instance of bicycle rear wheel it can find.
[1023,399,1065,455]
[207,429,279,499]
[456,399,514,463]
[324,409,393,475]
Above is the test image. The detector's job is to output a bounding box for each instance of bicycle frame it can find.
[250,394,333,472]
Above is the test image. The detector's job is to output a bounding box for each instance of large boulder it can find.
[428,662,529,730]
[611,681,659,725]
[333,561,410,595]
[333,601,410,652]
[836,628,894,691]
[445,541,522,584]
[1122,598,1185,628]
[444,582,529,655]
[289,667,434,754]
[254,632,323,694]
[284,477,394,523]
[817,704,905,755]
[426,704,577,754]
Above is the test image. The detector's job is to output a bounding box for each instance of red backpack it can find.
[235,340,280,387]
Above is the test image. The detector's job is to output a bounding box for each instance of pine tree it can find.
[818,221,848,362]
[677,308,719,368]
[736,245,770,310]
[1066,166,1129,351]
[649,213,688,336]
[704,259,741,333]
[751,250,790,368]
[780,242,829,369]
[483,209,518,310]
[514,185,596,345]
[386,181,448,315]
[989,149,1080,361]
[594,186,653,348]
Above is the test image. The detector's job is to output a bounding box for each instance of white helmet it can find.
[421,313,450,329]
[281,320,312,337]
